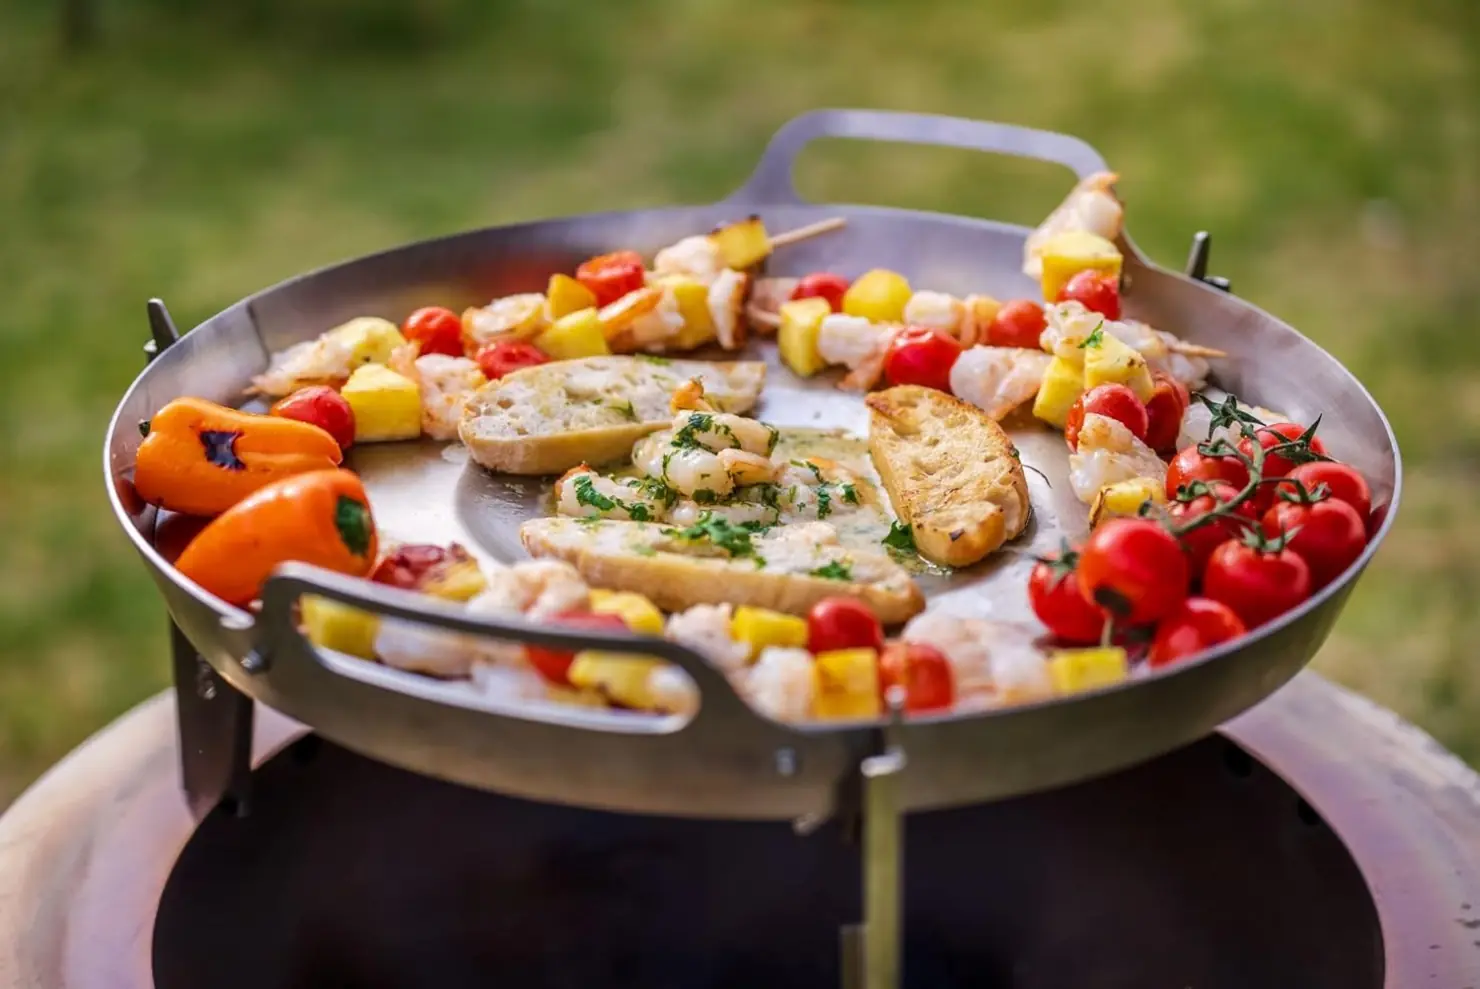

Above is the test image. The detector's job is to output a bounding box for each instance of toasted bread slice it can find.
[459,356,766,475]
[520,517,925,625]
[866,385,1030,568]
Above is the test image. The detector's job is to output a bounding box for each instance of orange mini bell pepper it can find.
[134,397,343,516]
[175,469,378,606]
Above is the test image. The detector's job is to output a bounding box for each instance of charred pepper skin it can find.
[133,396,343,516]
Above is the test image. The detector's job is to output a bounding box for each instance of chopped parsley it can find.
[573,474,617,512]
[672,412,737,451]
[624,502,652,522]
[609,399,638,421]
[815,484,833,519]
[841,482,860,505]
[791,459,825,484]
[883,520,916,552]
[632,544,657,557]
[634,476,679,508]
[764,424,781,455]
[676,512,767,558]
[754,483,782,510]
[1077,321,1106,349]
[637,354,671,365]
[810,560,852,581]
[692,488,718,505]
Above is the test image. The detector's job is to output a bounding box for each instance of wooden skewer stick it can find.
[745,304,781,332]
[1168,339,1228,359]
[768,217,847,250]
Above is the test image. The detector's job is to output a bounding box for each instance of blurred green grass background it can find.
[2,0,1477,804]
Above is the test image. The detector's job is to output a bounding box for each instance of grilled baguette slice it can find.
[866,385,1030,568]
[459,356,765,475]
[520,517,925,624]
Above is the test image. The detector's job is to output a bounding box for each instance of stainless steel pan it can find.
[104,109,1401,826]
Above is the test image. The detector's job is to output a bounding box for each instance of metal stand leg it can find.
[840,690,907,989]
[170,620,255,819]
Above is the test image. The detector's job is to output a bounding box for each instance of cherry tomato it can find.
[269,385,355,450]
[807,597,885,654]
[1143,371,1190,456]
[476,339,551,381]
[1165,444,1251,501]
[878,642,955,713]
[986,299,1047,349]
[1202,537,1311,630]
[1238,421,1329,480]
[400,306,465,357]
[524,610,630,686]
[1148,597,1247,669]
[790,272,850,313]
[1063,383,1149,451]
[1055,270,1121,320]
[1167,479,1261,578]
[1276,461,1372,522]
[883,326,963,393]
[1029,549,1109,644]
[575,250,646,307]
[1076,519,1190,625]
[1261,495,1367,589]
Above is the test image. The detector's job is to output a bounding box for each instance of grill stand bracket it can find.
[142,207,1234,988]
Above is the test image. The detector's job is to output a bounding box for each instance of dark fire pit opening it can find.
[153,733,1382,989]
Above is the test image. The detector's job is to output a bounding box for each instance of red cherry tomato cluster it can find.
[401,306,465,357]
[268,385,356,450]
[804,597,955,714]
[790,272,851,312]
[986,299,1047,349]
[576,250,646,307]
[1062,372,1185,457]
[883,326,963,392]
[476,339,550,380]
[1030,408,1377,669]
[1055,270,1121,320]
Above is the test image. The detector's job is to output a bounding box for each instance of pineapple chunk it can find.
[589,589,665,636]
[1038,231,1123,302]
[568,653,665,711]
[777,297,831,377]
[422,559,488,602]
[812,648,882,720]
[302,595,380,659]
[1048,647,1129,695]
[327,317,407,369]
[546,273,598,320]
[545,684,610,708]
[1089,477,1166,528]
[710,216,771,269]
[341,364,422,442]
[842,269,912,323]
[656,276,717,350]
[1031,354,1087,429]
[1083,329,1155,402]
[730,606,809,660]
[535,307,611,360]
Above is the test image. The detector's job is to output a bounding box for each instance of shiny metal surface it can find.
[103,110,1401,819]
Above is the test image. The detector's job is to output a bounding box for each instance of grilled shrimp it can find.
[668,499,779,528]
[665,603,750,673]
[718,448,780,486]
[817,313,893,369]
[374,620,482,678]
[670,378,717,413]
[956,295,1005,349]
[628,287,685,348]
[481,559,591,621]
[741,646,815,722]
[948,346,1052,421]
[653,235,725,282]
[555,467,670,522]
[709,268,750,349]
[901,612,1052,708]
[463,293,548,348]
[670,409,777,455]
[649,446,733,498]
[1023,171,1124,278]
[249,335,355,397]
[388,345,486,440]
[1068,413,1168,503]
[1045,302,1217,391]
[902,290,966,336]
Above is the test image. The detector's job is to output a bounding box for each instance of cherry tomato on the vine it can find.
[986,299,1047,349]
[575,250,646,307]
[1147,597,1247,669]
[1201,535,1311,630]
[1064,383,1149,451]
[807,597,885,654]
[1166,479,1260,578]
[268,385,355,450]
[790,272,850,313]
[1055,270,1121,320]
[1261,494,1367,589]
[1029,548,1109,644]
[878,642,955,713]
[883,326,963,393]
[400,306,465,357]
[1143,371,1190,456]
[476,339,550,381]
[525,611,631,686]
[1238,421,1329,480]
[1165,443,1251,501]
[1076,519,1190,626]
[1276,461,1372,522]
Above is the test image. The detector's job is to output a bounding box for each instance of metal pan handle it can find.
[727,108,1111,207]
[247,563,853,818]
